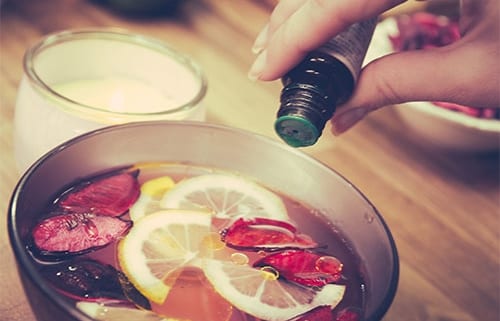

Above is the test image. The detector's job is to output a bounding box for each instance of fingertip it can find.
[251,24,269,55]
[248,50,267,81]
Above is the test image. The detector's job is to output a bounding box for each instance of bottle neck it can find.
[282,52,355,107]
[276,53,355,147]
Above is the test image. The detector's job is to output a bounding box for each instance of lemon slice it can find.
[129,176,176,221]
[202,259,346,321]
[77,302,169,321]
[118,210,212,304]
[160,174,288,221]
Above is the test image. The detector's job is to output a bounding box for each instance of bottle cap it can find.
[274,115,320,147]
[275,83,331,148]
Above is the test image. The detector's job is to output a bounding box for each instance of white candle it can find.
[52,77,195,114]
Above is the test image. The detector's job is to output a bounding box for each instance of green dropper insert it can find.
[274,115,320,147]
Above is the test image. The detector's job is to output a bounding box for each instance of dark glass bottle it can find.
[275,19,377,147]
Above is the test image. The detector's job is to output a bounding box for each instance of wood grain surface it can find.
[0,1,498,321]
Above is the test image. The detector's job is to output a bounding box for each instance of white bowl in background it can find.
[365,17,500,152]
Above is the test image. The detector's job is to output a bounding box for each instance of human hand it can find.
[249,0,500,135]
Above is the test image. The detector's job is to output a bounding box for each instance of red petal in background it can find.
[57,169,140,217]
[254,249,343,287]
[389,12,460,52]
[221,217,317,251]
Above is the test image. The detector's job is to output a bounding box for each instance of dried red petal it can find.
[117,269,151,310]
[57,170,140,217]
[221,217,317,251]
[32,213,132,258]
[291,306,332,321]
[41,258,148,307]
[334,308,361,321]
[254,249,343,287]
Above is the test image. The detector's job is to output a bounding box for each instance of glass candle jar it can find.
[14,28,207,173]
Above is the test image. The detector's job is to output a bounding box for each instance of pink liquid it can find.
[30,163,366,321]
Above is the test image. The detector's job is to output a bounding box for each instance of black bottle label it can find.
[319,18,377,82]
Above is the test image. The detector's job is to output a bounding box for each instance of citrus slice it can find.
[202,259,346,321]
[118,210,212,304]
[129,176,176,221]
[160,174,288,221]
[76,302,168,321]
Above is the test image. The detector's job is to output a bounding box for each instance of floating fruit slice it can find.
[129,176,176,221]
[40,258,147,305]
[203,259,345,321]
[254,249,343,287]
[31,213,132,258]
[57,169,140,217]
[160,174,288,221]
[222,217,317,251]
[118,210,213,304]
[77,302,166,321]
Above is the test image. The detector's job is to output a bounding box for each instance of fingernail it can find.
[252,24,269,54]
[248,50,267,81]
[331,108,368,135]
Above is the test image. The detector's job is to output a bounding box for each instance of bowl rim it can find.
[8,120,399,321]
[399,101,500,132]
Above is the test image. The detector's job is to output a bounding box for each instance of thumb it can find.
[330,44,483,135]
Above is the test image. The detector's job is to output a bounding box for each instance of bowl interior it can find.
[9,121,398,321]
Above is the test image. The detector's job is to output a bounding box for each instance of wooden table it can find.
[1,1,498,320]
